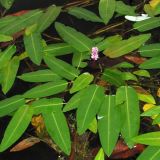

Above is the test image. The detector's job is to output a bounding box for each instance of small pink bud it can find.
[91,47,99,61]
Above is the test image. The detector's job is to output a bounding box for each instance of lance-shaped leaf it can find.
[153,114,160,125]
[0,45,16,69]
[101,69,125,87]
[137,146,160,160]
[1,56,20,94]
[31,98,63,115]
[72,52,89,69]
[77,85,105,135]
[24,32,43,65]
[139,43,160,57]
[0,105,33,152]
[113,62,134,69]
[37,5,61,32]
[116,86,140,147]
[18,69,61,82]
[44,54,80,80]
[133,70,150,78]
[55,22,94,52]
[68,7,103,23]
[70,72,94,94]
[43,109,71,155]
[0,34,13,42]
[115,1,136,16]
[23,80,68,98]
[139,56,160,69]
[104,34,151,58]
[0,9,43,35]
[99,0,116,24]
[98,96,121,156]
[134,17,160,32]
[94,148,104,160]
[0,95,25,117]
[141,106,160,117]
[44,43,74,56]
[63,89,85,112]
[132,132,160,146]
[0,0,14,9]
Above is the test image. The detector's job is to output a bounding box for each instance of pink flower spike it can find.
[91,47,99,61]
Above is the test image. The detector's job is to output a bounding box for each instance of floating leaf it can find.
[0,105,33,152]
[94,148,104,160]
[134,17,160,32]
[44,54,80,80]
[104,34,151,58]
[44,43,74,56]
[116,86,140,147]
[133,70,150,77]
[139,56,160,69]
[18,69,61,82]
[77,85,105,134]
[70,72,94,94]
[24,32,43,65]
[43,109,71,155]
[99,0,116,24]
[137,146,160,160]
[55,22,94,52]
[0,45,16,69]
[1,56,20,94]
[139,43,160,57]
[0,95,25,117]
[132,132,160,146]
[37,5,61,32]
[68,7,103,22]
[102,69,125,87]
[23,80,68,98]
[98,96,121,156]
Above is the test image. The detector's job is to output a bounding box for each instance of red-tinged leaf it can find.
[10,10,29,17]
[124,56,146,64]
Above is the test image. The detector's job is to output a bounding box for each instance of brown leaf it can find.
[10,137,40,152]
[124,55,146,64]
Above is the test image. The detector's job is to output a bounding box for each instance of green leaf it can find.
[133,70,150,77]
[115,1,136,16]
[0,105,33,152]
[88,118,97,134]
[1,56,20,94]
[68,7,103,23]
[18,69,61,82]
[0,34,13,42]
[139,57,160,69]
[0,45,16,69]
[139,43,160,57]
[63,89,85,112]
[134,17,160,32]
[116,86,140,147]
[132,132,160,146]
[44,54,80,80]
[72,52,89,69]
[77,85,105,135]
[98,95,121,156]
[24,32,43,65]
[0,9,43,35]
[104,34,151,58]
[94,148,104,160]
[97,35,122,52]
[44,43,74,56]
[37,5,61,32]
[137,146,160,160]
[138,93,156,104]
[113,62,134,68]
[102,69,125,87]
[70,72,94,94]
[153,114,160,125]
[31,98,63,115]
[0,95,25,117]
[99,0,116,24]
[0,0,14,9]
[43,109,71,155]
[23,80,68,98]
[55,22,94,52]
[122,72,138,81]
[141,106,160,117]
